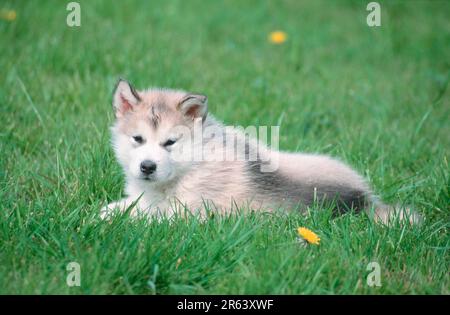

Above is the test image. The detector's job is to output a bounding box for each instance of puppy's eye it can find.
[132,135,144,144]
[162,139,176,147]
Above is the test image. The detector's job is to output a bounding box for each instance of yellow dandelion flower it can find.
[297,227,320,245]
[0,9,16,21]
[269,31,287,44]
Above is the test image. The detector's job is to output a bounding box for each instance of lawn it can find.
[0,0,448,294]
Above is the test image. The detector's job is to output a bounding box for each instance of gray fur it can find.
[246,159,368,214]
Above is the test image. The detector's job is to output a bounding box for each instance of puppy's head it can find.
[111,79,208,184]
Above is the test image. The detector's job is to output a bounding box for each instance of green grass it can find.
[0,0,449,294]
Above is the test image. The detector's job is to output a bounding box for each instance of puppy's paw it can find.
[99,200,128,220]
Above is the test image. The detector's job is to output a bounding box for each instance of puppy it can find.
[101,79,420,224]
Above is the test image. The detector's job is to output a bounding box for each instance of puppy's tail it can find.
[367,202,423,225]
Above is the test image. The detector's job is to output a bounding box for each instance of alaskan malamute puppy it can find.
[101,79,420,224]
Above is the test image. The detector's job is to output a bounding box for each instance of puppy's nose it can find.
[140,160,157,175]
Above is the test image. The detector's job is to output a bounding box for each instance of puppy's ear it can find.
[112,79,141,118]
[178,94,208,121]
